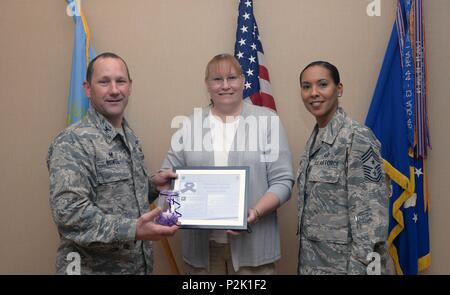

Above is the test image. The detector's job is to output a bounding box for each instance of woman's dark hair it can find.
[299,61,340,84]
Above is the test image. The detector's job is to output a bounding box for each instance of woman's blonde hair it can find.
[205,53,243,80]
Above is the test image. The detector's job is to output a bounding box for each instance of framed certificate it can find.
[172,166,249,230]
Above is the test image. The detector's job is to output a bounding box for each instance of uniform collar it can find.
[316,106,346,146]
[87,106,129,143]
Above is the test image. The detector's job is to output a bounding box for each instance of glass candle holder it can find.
[155,190,181,226]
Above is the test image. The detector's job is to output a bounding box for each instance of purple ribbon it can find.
[155,190,182,226]
[180,182,196,193]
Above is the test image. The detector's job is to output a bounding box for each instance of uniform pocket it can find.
[303,214,350,244]
[308,166,340,183]
[300,215,351,274]
[96,162,132,184]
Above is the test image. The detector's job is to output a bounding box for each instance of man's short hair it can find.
[86,52,132,83]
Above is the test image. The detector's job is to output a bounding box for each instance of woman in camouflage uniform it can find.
[296,61,389,275]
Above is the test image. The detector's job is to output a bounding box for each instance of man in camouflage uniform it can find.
[47,52,178,275]
[297,107,389,274]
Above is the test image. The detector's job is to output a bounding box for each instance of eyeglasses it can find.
[207,75,242,86]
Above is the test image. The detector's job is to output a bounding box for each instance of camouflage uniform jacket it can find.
[297,107,388,275]
[47,107,156,274]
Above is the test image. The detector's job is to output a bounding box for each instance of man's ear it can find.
[82,80,90,99]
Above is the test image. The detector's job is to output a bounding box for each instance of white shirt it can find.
[208,111,240,243]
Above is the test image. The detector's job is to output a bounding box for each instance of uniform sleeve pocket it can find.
[96,163,132,184]
[308,166,340,183]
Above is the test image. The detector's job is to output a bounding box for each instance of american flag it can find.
[234,0,276,111]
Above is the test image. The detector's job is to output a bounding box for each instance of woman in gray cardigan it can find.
[161,54,294,274]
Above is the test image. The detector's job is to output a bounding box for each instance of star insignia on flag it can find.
[414,168,423,178]
[404,193,417,209]
[234,0,277,111]
[412,213,418,223]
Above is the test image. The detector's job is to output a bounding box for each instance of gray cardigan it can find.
[162,102,294,271]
